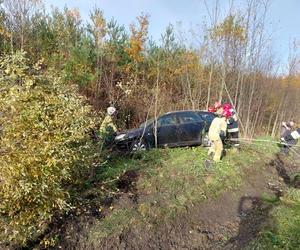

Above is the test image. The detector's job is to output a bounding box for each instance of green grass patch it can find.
[89,141,278,241]
[248,188,300,250]
[95,150,165,186]
[89,208,141,242]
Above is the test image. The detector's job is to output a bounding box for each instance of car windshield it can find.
[139,118,154,128]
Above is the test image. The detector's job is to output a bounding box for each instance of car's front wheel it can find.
[130,139,148,152]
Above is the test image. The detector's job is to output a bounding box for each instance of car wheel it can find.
[202,134,212,147]
[131,139,148,152]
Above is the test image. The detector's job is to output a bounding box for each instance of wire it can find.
[229,137,300,148]
[227,137,300,158]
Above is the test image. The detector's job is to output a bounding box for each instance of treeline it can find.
[0,0,299,135]
[0,0,300,247]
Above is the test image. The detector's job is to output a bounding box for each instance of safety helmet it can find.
[221,109,232,119]
[223,103,232,110]
[107,106,116,116]
[214,102,222,110]
[208,106,215,113]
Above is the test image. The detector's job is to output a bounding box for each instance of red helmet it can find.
[214,102,222,110]
[222,109,232,119]
[208,106,215,113]
[223,103,232,110]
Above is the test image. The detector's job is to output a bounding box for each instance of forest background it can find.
[0,0,300,245]
[1,0,300,137]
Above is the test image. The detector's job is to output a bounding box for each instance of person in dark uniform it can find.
[280,127,300,155]
[280,121,295,138]
[223,103,239,148]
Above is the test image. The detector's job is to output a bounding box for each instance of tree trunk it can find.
[206,63,213,109]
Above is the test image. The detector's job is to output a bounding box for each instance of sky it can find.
[44,0,300,73]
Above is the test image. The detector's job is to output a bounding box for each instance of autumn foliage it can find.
[0,52,96,244]
[0,0,300,246]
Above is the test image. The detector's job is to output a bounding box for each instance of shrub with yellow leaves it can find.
[0,51,97,246]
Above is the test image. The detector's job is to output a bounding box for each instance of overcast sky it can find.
[44,0,300,73]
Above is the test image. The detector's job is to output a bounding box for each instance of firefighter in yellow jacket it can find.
[214,101,224,115]
[99,106,117,144]
[208,109,231,162]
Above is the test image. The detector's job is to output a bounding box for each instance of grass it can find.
[245,142,300,250]
[247,188,300,249]
[88,140,279,243]
[90,208,139,239]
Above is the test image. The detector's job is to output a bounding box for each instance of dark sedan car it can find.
[114,110,216,152]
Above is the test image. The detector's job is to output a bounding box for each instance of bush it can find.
[0,52,97,245]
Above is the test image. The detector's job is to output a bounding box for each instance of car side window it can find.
[157,115,177,126]
[177,112,200,124]
[198,113,215,123]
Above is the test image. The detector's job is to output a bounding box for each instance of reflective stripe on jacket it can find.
[228,126,239,133]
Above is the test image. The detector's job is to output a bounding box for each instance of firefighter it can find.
[208,106,215,113]
[280,121,295,138]
[202,106,216,147]
[280,127,300,155]
[99,106,117,145]
[223,103,239,148]
[214,102,223,115]
[207,109,231,162]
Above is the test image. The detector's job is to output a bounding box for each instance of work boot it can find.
[204,159,213,171]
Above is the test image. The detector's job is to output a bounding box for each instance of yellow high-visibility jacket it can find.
[208,117,227,141]
[99,115,117,136]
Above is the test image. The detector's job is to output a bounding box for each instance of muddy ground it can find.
[38,152,298,250]
[1,152,294,250]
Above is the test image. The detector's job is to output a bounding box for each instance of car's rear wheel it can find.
[131,139,148,152]
[202,134,212,147]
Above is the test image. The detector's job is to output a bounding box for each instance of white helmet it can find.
[107,106,116,115]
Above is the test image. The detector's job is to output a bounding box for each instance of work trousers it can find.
[281,139,297,155]
[208,138,223,162]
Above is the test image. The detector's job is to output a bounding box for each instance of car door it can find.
[176,112,204,145]
[196,112,216,132]
[156,114,179,147]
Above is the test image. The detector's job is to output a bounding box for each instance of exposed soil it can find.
[16,153,299,250]
[87,160,280,250]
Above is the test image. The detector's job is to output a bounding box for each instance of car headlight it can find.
[115,133,126,140]
[127,134,136,139]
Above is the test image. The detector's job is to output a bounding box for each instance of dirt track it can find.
[47,153,299,250]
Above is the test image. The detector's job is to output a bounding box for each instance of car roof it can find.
[164,110,213,115]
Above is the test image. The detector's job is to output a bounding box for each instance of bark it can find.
[206,63,214,109]
[154,62,160,148]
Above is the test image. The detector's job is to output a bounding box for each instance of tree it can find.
[2,0,41,51]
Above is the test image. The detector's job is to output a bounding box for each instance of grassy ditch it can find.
[88,138,279,242]
[246,149,300,250]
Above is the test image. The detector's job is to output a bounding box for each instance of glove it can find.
[220,131,226,140]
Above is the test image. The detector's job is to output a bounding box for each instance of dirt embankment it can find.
[92,158,279,250]
[25,153,300,250]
